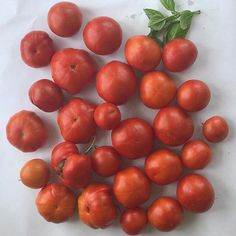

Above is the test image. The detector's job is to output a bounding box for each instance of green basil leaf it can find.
[144,8,164,19]
[166,21,189,42]
[180,10,193,30]
[149,18,166,31]
[160,0,176,11]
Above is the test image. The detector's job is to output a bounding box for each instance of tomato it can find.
[78,184,118,228]
[96,61,137,105]
[125,35,161,72]
[176,174,215,213]
[181,140,212,169]
[48,2,82,37]
[51,48,97,94]
[83,16,122,55]
[6,110,48,152]
[148,197,183,231]
[20,159,50,189]
[120,207,147,235]
[92,146,121,177]
[113,167,151,208]
[29,79,64,112]
[177,80,211,112]
[112,118,154,159]
[20,31,54,68]
[153,106,194,146]
[203,116,229,142]
[57,98,96,144]
[145,149,183,185]
[35,183,76,223]
[140,71,177,109]
[162,38,198,72]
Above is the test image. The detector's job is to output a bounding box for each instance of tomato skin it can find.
[83,16,122,55]
[48,2,82,37]
[125,35,161,72]
[112,118,154,159]
[35,183,76,223]
[6,110,48,152]
[57,98,96,144]
[203,116,229,142]
[96,61,137,105]
[51,48,97,94]
[140,71,176,109]
[176,174,215,213]
[145,149,183,185]
[153,106,194,146]
[181,140,212,169]
[94,103,121,130]
[20,31,54,68]
[113,167,151,208]
[177,80,211,112]
[148,197,183,231]
[92,146,121,177]
[120,207,147,235]
[162,38,198,72]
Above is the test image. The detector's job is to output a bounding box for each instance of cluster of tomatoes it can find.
[6,2,229,235]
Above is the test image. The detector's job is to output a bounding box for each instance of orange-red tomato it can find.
[125,35,161,72]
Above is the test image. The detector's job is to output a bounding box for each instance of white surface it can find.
[0,0,235,235]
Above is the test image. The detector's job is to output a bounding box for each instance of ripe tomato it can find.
[20,31,54,68]
[29,79,64,112]
[78,184,118,228]
[20,159,50,189]
[145,149,183,185]
[83,16,122,55]
[148,197,183,231]
[6,110,48,152]
[153,106,194,146]
[113,167,151,208]
[140,71,176,109]
[203,116,229,142]
[112,118,154,159]
[96,61,137,105]
[177,174,215,213]
[94,103,121,130]
[48,2,82,37]
[181,140,212,169]
[57,98,96,144]
[125,35,161,72]
[177,80,211,112]
[162,38,198,72]
[120,207,147,235]
[51,48,97,94]
[35,183,76,223]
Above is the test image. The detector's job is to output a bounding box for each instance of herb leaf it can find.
[149,17,166,31]
[180,10,193,30]
[144,9,164,19]
[166,21,189,41]
[160,0,175,12]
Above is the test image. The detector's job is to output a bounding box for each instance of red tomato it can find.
[83,16,122,55]
[162,38,198,72]
[120,207,147,235]
[6,110,48,152]
[20,31,54,68]
[153,106,194,146]
[112,118,154,159]
[57,98,96,144]
[92,146,121,177]
[125,35,161,72]
[113,167,151,208]
[36,183,76,223]
[177,80,211,112]
[177,174,215,213]
[51,48,97,94]
[148,197,183,231]
[181,140,212,169]
[145,149,183,185]
[48,2,82,37]
[29,79,64,112]
[96,61,137,105]
[94,103,121,130]
[140,71,177,109]
[203,116,229,142]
